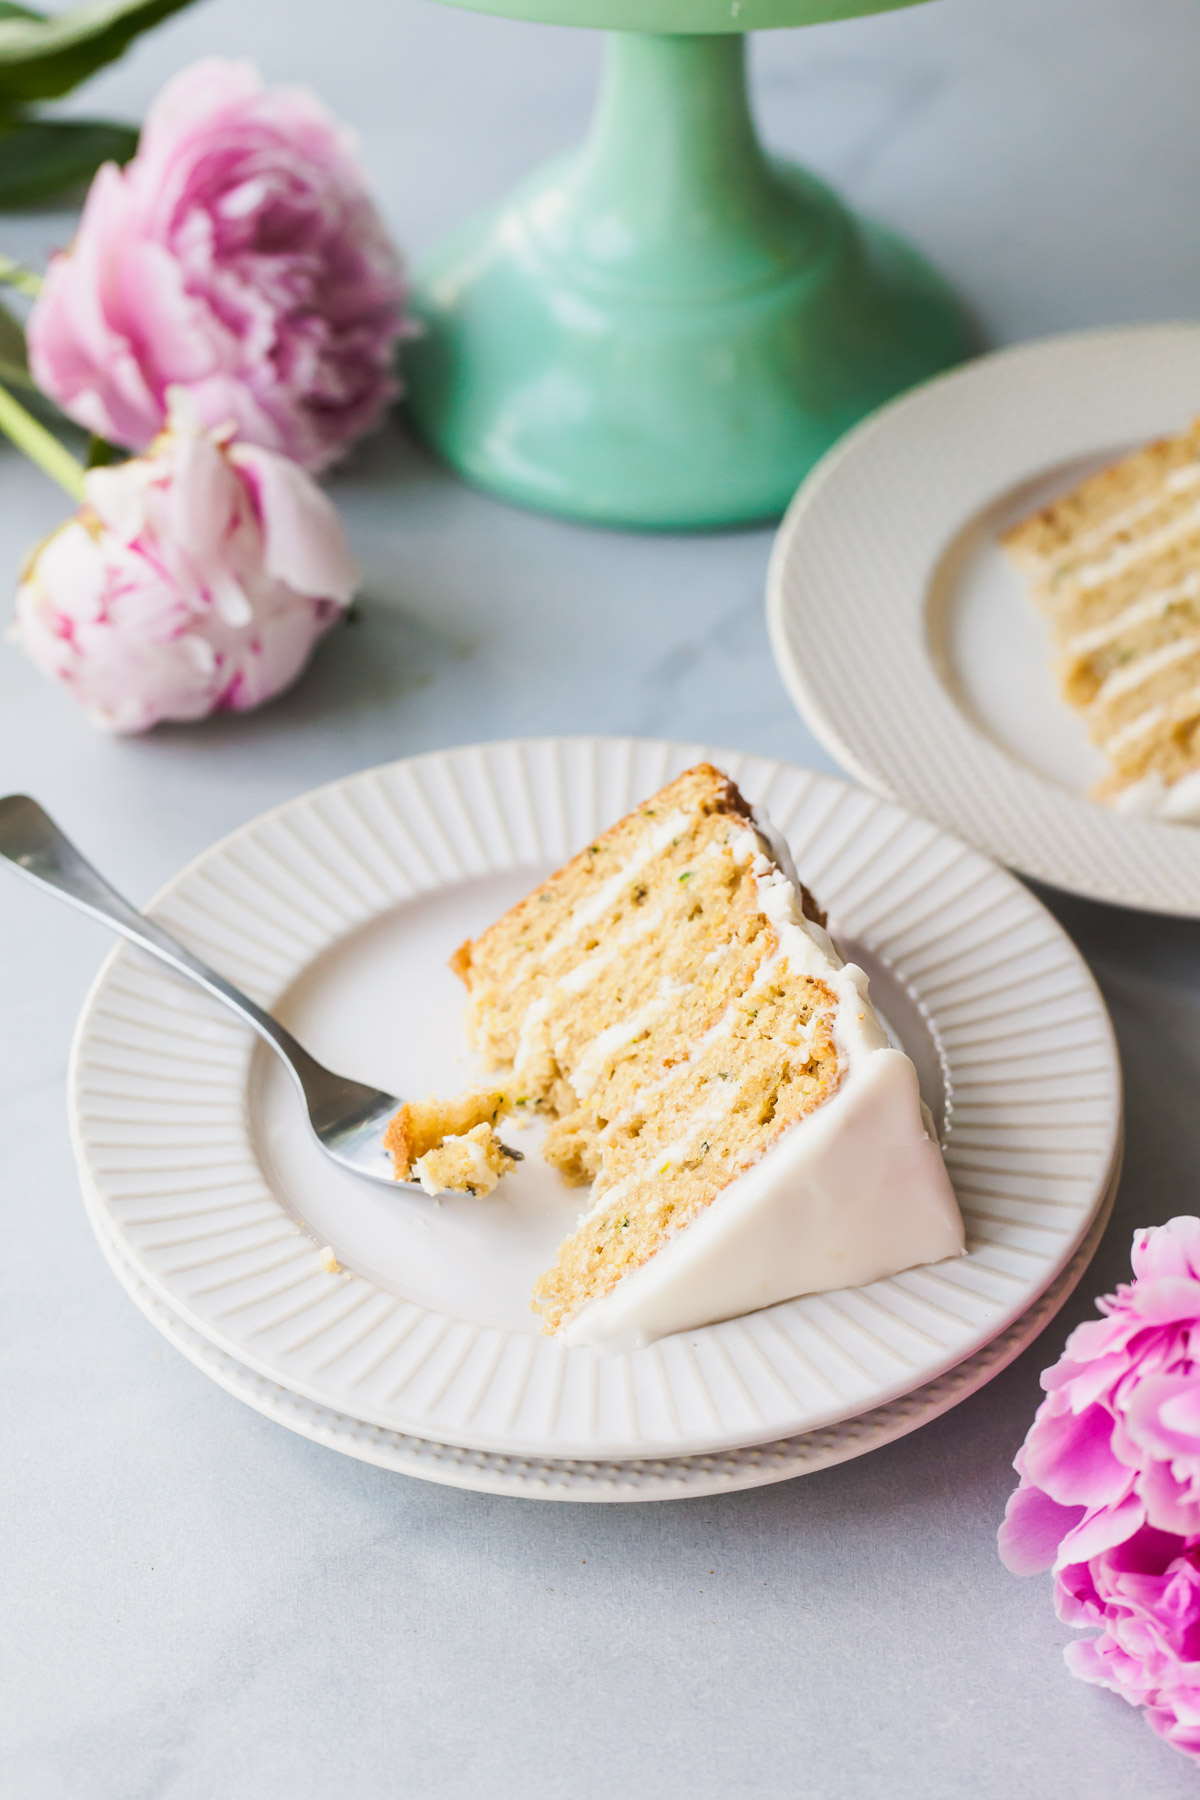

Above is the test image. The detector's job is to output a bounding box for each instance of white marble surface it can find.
[3,0,1200,1794]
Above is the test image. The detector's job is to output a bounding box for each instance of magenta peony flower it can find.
[13,391,356,732]
[999,1217,1200,1764]
[1057,1528,1200,1758]
[28,58,406,472]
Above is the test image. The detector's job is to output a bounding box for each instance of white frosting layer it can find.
[564,1049,963,1352]
[1076,488,1200,590]
[1112,767,1200,823]
[1065,568,1200,658]
[563,822,965,1353]
[1093,632,1200,705]
[1101,681,1200,757]
[1055,461,1200,576]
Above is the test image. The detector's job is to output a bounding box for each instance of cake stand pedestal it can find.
[407,11,968,529]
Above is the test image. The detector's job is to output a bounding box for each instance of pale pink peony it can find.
[13,392,356,732]
[999,1217,1200,1764]
[28,58,406,472]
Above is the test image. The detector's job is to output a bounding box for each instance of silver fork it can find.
[0,795,520,1190]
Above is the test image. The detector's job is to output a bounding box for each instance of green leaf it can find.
[0,113,137,207]
[0,6,47,22]
[0,0,202,105]
[86,432,121,467]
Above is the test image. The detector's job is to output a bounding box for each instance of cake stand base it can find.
[405,33,969,530]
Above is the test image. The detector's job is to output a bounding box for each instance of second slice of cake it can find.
[1002,420,1200,816]
[389,764,964,1352]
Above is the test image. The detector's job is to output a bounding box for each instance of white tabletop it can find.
[3,1,1198,1794]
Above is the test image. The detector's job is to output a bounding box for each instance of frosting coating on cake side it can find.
[559,838,963,1350]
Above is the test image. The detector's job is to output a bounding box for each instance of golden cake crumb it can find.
[384,1087,513,1182]
[412,1122,513,1197]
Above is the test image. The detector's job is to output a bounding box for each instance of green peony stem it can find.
[0,381,85,501]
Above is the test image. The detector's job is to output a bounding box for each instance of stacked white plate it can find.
[71,737,1123,1501]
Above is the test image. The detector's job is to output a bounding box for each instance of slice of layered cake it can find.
[388,764,964,1351]
[1003,420,1200,818]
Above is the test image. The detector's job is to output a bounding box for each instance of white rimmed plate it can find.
[84,1148,1120,1502]
[70,737,1121,1462]
[767,322,1200,917]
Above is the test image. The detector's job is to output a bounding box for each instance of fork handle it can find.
[0,794,321,1090]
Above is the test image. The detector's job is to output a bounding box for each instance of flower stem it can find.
[0,382,85,501]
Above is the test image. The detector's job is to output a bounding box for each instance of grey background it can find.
[2,0,1199,1794]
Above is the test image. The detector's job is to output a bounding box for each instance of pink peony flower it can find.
[28,58,406,473]
[13,391,356,732]
[1058,1528,1200,1758]
[999,1217,1200,1764]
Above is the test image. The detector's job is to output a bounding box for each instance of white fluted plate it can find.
[84,1151,1120,1501]
[768,322,1200,917]
[70,737,1121,1462]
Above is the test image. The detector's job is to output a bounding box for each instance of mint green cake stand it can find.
[406,0,969,529]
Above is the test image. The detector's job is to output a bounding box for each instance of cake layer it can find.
[1083,639,1200,744]
[1003,421,1200,589]
[1059,583,1200,709]
[1096,697,1200,793]
[1003,420,1200,813]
